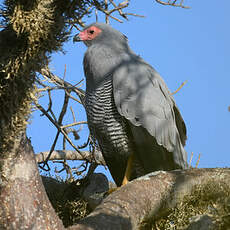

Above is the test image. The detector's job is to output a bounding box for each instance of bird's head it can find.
[73,23,128,48]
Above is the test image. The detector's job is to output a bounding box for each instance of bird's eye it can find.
[89,30,94,34]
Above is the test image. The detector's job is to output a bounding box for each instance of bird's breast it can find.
[85,76,131,154]
[85,75,115,128]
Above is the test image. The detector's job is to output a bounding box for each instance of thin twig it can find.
[40,67,85,105]
[124,13,145,18]
[171,80,187,95]
[34,101,83,156]
[195,153,201,168]
[105,0,109,24]
[189,152,193,168]
[46,89,57,122]
[73,161,88,175]
[155,0,190,9]
[63,64,67,80]
[70,106,76,123]
[95,9,98,22]
[42,91,70,163]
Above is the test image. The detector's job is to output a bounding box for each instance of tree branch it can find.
[155,0,190,9]
[36,150,106,166]
[40,67,86,106]
[68,168,230,230]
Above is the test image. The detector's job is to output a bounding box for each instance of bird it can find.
[73,23,187,186]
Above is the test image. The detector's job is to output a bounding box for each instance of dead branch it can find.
[36,149,106,165]
[36,67,102,179]
[91,0,144,24]
[34,101,85,156]
[42,91,70,163]
[36,67,90,169]
[39,67,85,105]
[155,0,190,9]
[195,153,201,168]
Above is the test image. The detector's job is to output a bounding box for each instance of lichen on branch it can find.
[0,0,68,154]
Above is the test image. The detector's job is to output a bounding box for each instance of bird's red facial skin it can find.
[78,26,102,41]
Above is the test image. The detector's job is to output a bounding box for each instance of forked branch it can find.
[155,0,190,9]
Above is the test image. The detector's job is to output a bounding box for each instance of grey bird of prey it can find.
[73,23,187,186]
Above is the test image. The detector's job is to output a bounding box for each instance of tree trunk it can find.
[0,134,65,229]
[0,1,67,227]
[0,0,67,154]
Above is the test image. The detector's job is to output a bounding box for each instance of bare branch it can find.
[195,153,201,168]
[46,89,57,121]
[61,121,87,129]
[42,91,70,163]
[39,67,85,105]
[36,150,106,165]
[70,106,77,123]
[91,0,144,24]
[124,12,145,18]
[155,0,190,9]
[35,67,101,176]
[189,152,193,168]
[34,101,83,156]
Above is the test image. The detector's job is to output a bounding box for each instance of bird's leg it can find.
[106,154,134,195]
[122,153,134,186]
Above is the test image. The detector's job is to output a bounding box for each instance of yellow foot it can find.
[106,187,118,195]
[121,153,134,186]
[121,175,129,186]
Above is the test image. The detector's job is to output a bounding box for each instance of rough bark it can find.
[0,134,64,230]
[1,134,229,229]
[68,168,230,230]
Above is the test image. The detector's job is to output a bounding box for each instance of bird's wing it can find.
[113,58,187,167]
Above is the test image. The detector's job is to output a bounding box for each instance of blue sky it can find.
[23,0,230,179]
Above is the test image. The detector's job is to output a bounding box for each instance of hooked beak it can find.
[73,33,82,42]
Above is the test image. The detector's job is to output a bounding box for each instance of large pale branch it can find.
[36,149,106,165]
[68,168,230,230]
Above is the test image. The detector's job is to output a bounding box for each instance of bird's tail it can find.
[173,136,188,169]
